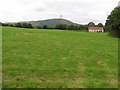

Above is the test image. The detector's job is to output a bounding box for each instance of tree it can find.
[69,25,74,30]
[43,25,48,29]
[14,22,33,28]
[55,24,67,30]
[97,23,103,27]
[88,22,95,27]
[74,25,79,30]
[2,23,9,26]
[22,23,29,28]
[27,23,33,28]
[55,24,61,29]
[105,7,120,37]
[9,23,14,27]
[37,26,42,29]
[61,24,67,30]
[0,22,2,26]
[15,23,22,27]
[79,25,87,31]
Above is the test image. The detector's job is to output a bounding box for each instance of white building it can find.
[88,27,104,32]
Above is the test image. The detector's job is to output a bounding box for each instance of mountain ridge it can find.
[28,18,81,28]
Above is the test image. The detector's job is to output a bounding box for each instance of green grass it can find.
[2,27,118,88]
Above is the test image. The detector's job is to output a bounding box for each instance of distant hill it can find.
[28,18,80,28]
[3,18,81,28]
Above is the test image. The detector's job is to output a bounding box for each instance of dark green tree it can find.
[37,26,42,29]
[55,24,67,30]
[61,24,67,30]
[55,24,60,29]
[88,22,95,27]
[2,23,9,26]
[105,7,120,37]
[15,23,22,27]
[0,22,2,26]
[22,23,28,28]
[97,23,103,27]
[27,23,33,28]
[9,24,14,27]
[43,25,48,29]
[74,25,79,30]
[79,25,87,31]
[69,25,74,30]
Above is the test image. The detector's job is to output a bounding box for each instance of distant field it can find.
[2,27,118,88]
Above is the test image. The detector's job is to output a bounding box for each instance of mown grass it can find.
[2,27,118,88]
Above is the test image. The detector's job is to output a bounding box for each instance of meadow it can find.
[2,27,118,88]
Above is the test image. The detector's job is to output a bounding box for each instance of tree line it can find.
[1,22,104,31]
[1,22,33,28]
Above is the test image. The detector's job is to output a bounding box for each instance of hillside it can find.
[29,18,80,28]
[3,18,81,28]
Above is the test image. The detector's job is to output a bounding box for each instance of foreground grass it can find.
[2,27,118,88]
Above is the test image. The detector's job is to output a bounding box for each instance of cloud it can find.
[0,0,119,24]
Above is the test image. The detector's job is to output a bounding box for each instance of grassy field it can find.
[2,27,118,88]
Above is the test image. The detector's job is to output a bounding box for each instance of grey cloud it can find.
[35,7,46,12]
[0,0,119,24]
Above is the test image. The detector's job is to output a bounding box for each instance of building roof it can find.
[88,27,104,30]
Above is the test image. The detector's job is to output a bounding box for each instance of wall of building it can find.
[89,30,104,32]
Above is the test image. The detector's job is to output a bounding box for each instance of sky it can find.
[0,0,119,24]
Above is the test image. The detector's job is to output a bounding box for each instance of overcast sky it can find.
[0,0,119,24]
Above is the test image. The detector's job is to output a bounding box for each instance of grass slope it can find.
[2,27,118,88]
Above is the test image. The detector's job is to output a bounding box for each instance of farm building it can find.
[88,27,104,32]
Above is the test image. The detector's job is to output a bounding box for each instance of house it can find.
[88,27,104,32]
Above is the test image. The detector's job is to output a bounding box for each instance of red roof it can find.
[88,27,104,30]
